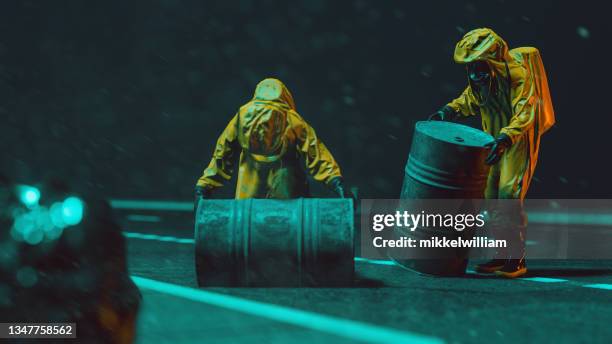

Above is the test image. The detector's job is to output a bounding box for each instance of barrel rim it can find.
[415,121,493,147]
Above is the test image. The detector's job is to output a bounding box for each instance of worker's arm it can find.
[446,86,480,118]
[499,77,537,144]
[195,114,240,193]
[290,112,344,193]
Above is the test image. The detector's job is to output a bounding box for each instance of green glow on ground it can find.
[131,276,443,344]
[528,212,612,226]
[354,257,397,266]
[127,214,162,222]
[520,277,568,283]
[110,200,192,211]
[583,284,612,290]
[123,232,195,244]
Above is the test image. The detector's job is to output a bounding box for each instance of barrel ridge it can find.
[405,154,488,191]
[296,198,304,285]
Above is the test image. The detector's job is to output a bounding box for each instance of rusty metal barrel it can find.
[195,198,354,287]
[401,121,492,199]
[393,121,492,276]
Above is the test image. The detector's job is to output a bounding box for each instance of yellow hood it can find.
[252,78,296,110]
[454,28,510,65]
[237,78,297,161]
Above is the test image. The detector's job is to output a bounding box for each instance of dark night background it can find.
[1,0,610,200]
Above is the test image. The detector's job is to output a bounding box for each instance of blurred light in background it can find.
[16,185,40,208]
[50,202,66,228]
[62,197,84,226]
[11,193,85,245]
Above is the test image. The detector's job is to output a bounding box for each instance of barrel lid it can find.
[415,121,493,147]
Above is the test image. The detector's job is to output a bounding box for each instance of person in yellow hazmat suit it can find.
[429,28,555,278]
[195,78,348,202]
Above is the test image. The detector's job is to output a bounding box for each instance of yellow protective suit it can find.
[447,28,555,200]
[196,78,342,199]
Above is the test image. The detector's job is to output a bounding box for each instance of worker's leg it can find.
[494,139,531,278]
[475,164,507,273]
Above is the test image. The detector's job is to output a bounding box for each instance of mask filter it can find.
[467,61,494,104]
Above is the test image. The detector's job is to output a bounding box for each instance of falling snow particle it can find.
[577,26,590,39]
[343,96,355,106]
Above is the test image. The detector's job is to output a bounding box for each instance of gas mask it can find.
[467,61,495,105]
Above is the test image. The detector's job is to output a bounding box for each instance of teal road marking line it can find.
[131,276,444,344]
[354,257,398,266]
[110,199,192,211]
[467,270,569,283]
[527,212,612,226]
[583,284,612,291]
[520,277,568,283]
[122,231,195,244]
[126,214,162,223]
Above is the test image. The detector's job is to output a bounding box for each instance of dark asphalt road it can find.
[118,205,612,344]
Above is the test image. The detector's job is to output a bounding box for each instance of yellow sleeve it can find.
[196,114,240,189]
[499,77,536,144]
[447,87,480,117]
[290,112,342,185]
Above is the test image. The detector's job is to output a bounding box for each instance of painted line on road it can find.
[111,199,192,211]
[528,212,612,226]
[131,275,444,344]
[126,214,162,223]
[467,270,569,283]
[123,231,195,244]
[354,257,398,266]
[520,277,569,283]
[583,284,612,291]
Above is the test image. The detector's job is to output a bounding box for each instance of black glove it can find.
[484,133,512,165]
[428,105,457,121]
[329,177,359,210]
[329,177,347,198]
[194,186,211,212]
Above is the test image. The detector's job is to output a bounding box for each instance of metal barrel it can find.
[401,121,492,199]
[394,121,492,276]
[195,198,354,287]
